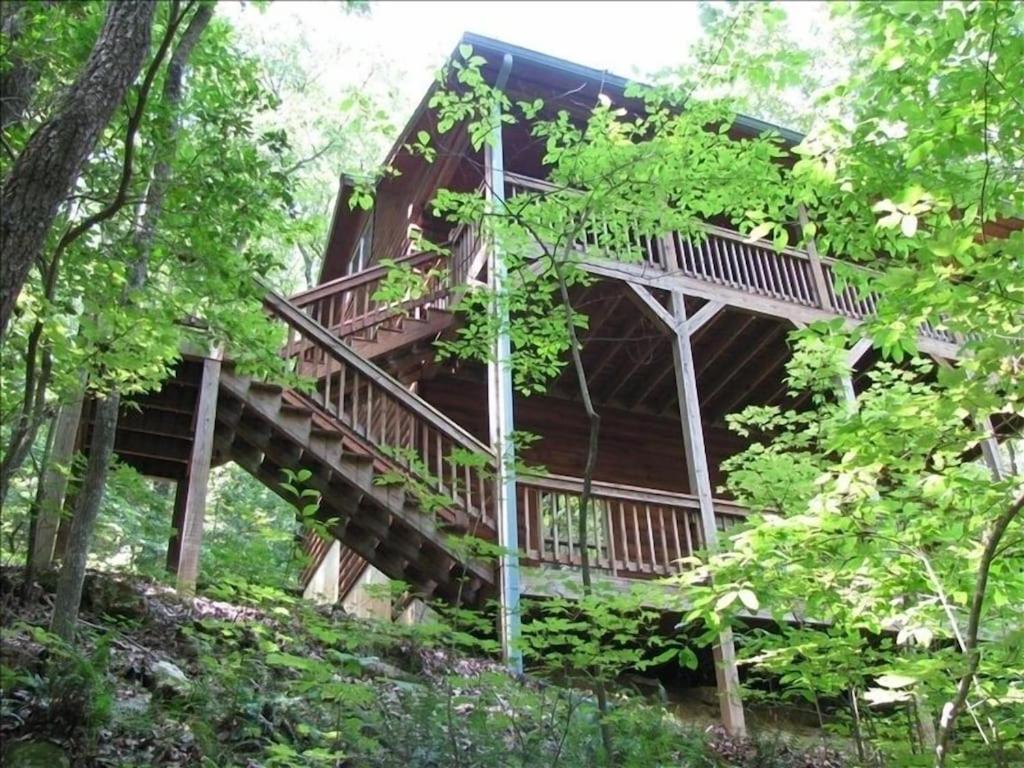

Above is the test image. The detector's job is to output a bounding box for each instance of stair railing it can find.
[289,221,485,348]
[264,290,497,529]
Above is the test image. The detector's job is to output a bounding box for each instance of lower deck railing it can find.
[518,474,746,579]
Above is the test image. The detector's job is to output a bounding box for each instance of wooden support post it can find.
[839,338,872,408]
[929,354,1008,480]
[798,205,833,311]
[979,415,1008,482]
[668,288,746,736]
[171,354,221,594]
[31,393,85,569]
[166,478,187,573]
[303,540,341,604]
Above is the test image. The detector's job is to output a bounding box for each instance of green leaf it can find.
[746,222,773,243]
[738,589,759,612]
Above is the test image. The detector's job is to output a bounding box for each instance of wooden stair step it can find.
[280,402,313,419]
[248,380,284,395]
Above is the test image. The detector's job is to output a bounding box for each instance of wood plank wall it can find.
[418,376,747,494]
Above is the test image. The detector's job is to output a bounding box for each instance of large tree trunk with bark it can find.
[0,0,156,338]
[50,392,119,641]
[48,3,213,642]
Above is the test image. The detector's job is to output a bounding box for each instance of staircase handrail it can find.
[289,249,444,308]
[263,289,495,460]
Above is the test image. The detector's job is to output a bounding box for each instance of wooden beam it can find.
[711,353,789,423]
[603,335,665,405]
[172,353,222,594]
[574,260,962,360]
[847,337,873,367]
[586,310,649,391]
[624,282,674,333]
[686,300,725,337]
[697,323,786,413]
[653,312,760,415]
[668,290,746,736]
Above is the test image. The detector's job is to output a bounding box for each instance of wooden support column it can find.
[668,288,746,736]
[169,354,221,594]
[798,205,833,311]
[303,540,341,604]
[31,393,85,569]
[978,416,1007,481]
[838,338,873,407]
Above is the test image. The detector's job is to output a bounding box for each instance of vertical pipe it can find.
[485,53,522,674]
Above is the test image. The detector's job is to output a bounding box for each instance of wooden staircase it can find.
[289,249,459,362]
[211,282,498,606]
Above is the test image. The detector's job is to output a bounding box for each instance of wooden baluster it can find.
[658,506,670,573]
[722,238,739,287]
[679,234,696,276]
[699,238,716,282]
[566,494,575,565]
[689,511,701,552]
[631,504,643,573]
[751,247,769,295]
[783,257,799,302]
[670,509,683,571]
[523,487,533,559]
[435,433,443,492]
[607,501,618,575]
[476,468,485,522]
[419,417,428,471]
[728,241,749,291]
[336,359,347,421]
[550,493,560,562]
[351,371,362,433]
[645,504,657,574]
[793,258,811,305]
[678,237,692,275]
[322,349,331,413]
[792,257,809,304]
[365,382,374,441]
[767,249,786,298]
[710,237,727,284]
[618,500,631,571]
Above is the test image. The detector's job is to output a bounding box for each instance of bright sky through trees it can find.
[226,1,829,141]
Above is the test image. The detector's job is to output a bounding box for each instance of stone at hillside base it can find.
[149,659,191,697]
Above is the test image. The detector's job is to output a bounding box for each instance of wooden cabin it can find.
[70,33,1011,734]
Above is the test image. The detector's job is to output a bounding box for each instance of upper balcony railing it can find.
[504,173,957,346]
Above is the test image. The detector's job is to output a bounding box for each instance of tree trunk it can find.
[934,494,1023,766]
[0,0,156,338]
[0,1,47,130]
[50,391,119,641]
[48,3,213,642]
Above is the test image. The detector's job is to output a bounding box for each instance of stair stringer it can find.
[214,368,496,607]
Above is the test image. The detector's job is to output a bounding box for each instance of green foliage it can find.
[2,623,115,745]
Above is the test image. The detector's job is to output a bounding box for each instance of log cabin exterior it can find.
[64,34,1019,734]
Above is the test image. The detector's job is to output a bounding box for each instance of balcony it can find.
[503,173,959,355]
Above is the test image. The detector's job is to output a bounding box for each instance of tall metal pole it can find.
[485,53,522,673]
